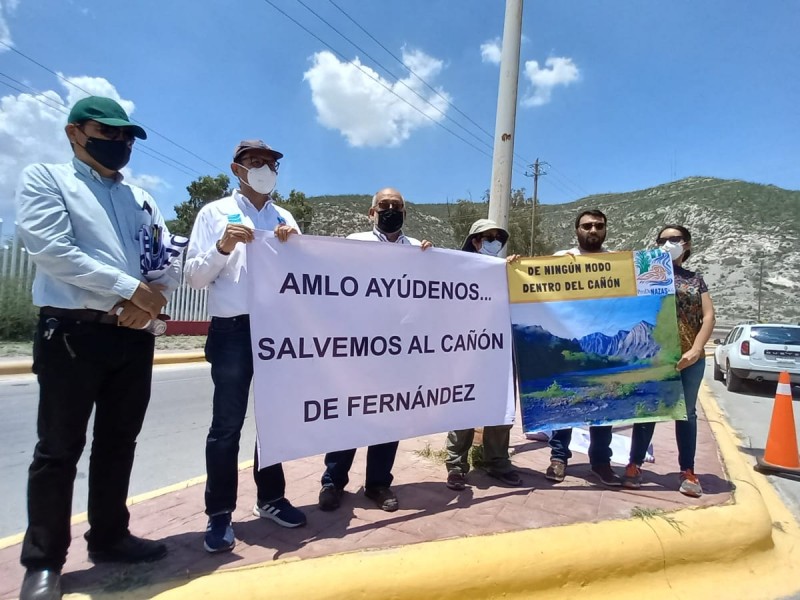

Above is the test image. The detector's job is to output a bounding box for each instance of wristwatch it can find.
[215,239,230,256]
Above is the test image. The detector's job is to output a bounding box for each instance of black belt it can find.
[40,306,118,326]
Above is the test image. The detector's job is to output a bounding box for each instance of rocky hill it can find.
[304,177,800,325]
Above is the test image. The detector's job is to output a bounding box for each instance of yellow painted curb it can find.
[0,352,205,376]
[65,384,800,600]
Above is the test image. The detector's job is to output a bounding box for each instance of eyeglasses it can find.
[80,121,136,142]
[240,156,279,172]
[656,235,685,245]
[480,233,503,242]
[578,222,605,231]
[375,200,404,211]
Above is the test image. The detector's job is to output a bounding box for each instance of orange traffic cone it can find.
[755,372,800,476]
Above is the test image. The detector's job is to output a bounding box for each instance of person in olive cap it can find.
[445,218,522,490]
[14,96,177,600]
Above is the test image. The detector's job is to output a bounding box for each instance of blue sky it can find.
[0,0,798,230]
[513,295,664,339]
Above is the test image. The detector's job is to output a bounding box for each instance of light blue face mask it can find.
[479,240,503,256]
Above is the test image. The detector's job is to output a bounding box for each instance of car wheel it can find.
[726,361,744,393]
[713,358,724,381]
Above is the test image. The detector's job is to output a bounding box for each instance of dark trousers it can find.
[630,358,705,471]
[204,316,285,515]
[21,315,155,570]
[321,442,399,491]
[549,425,613,467]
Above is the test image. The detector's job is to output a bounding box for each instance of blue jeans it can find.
[204,316,285,515]
[629,358,705,471]
[322,442,399,491]
[549,425,613,466]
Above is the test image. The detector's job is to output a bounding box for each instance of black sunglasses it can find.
[579,222,605,231]
[656,235,685,245]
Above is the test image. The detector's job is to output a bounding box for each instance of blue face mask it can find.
[479,240,503,256]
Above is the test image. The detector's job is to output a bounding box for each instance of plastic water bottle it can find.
[142,319,168,336]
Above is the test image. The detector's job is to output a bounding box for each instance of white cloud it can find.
[521,57,580,107]
[0,75,159,221]
[121,170,167,193]
[0,0,19,48]
[480,39,502,65]
[303,48,451,147]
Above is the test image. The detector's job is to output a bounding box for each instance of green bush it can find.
[0,276,37,341]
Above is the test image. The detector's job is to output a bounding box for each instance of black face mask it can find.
[376,208,404,234]
[83,136,132,171]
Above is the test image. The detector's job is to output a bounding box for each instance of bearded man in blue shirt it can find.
[15,96,178,600]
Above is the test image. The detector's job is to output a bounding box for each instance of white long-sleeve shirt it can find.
[184,190,299,317]
[347,228,421,245]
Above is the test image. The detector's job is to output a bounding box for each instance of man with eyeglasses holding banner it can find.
[15,96,179,600]
[543,209,622,488]
[317,187,432,513]
[185,140,306,555]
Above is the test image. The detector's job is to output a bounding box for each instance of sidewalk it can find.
[0,398,734,600]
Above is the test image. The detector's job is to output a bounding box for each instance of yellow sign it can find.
[507,252,637,303]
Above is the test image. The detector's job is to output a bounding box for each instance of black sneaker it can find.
[87,534,167,564]
[446,471,467,491]
[253,497,307,528]
[590,463,623,487]
[364,486,399,512]
[487,469,523,487]
[318,485,344,511]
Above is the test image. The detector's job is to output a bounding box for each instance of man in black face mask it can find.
[14,96,177,600]
[317,187,431,514]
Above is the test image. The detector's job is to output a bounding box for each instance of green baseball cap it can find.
[67,96,147,140]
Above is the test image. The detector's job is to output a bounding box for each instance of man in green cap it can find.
[15,96,177,600]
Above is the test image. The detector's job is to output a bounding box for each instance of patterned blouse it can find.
[674,265,709,353]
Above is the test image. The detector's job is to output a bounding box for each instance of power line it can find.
[0,39,225,174]
[295,0,496,154]
[326,0,539,176]
[260,0,495,161]
[0,77,198,178]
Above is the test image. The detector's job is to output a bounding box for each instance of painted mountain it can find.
[513,321,659,380]
[577,321,658,360]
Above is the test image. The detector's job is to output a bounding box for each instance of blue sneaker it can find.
[253,498,307,528]
[203,513,235,553]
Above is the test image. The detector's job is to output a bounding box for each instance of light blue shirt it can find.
[15,157,180,311]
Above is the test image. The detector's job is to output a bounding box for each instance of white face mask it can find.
[242,165,277,195]
[661,240,685,261]
[479,240,503,256]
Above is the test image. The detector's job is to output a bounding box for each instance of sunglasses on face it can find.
[656,235,685,245]
[375,200,404,211]
[80,122,136,142]
[480,233,503,242]
[578,222,605,232]
[240,156,279,172]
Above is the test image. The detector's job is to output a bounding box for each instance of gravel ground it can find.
[0,335,206,359]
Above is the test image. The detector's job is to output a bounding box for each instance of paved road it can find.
[704,358,800,520]
[0,363,258,538]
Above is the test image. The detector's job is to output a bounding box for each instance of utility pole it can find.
[525,158,547,254]
[488,0,523,240]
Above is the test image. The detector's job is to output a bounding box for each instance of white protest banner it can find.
[247,232,514,466]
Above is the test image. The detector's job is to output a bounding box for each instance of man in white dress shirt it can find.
[185,140,305,554]
[318,187,431,513]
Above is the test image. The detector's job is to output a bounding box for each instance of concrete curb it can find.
[69,384,800,600]
[0,351,205,376]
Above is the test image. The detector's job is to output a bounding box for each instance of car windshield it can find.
[750,327,800,345]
